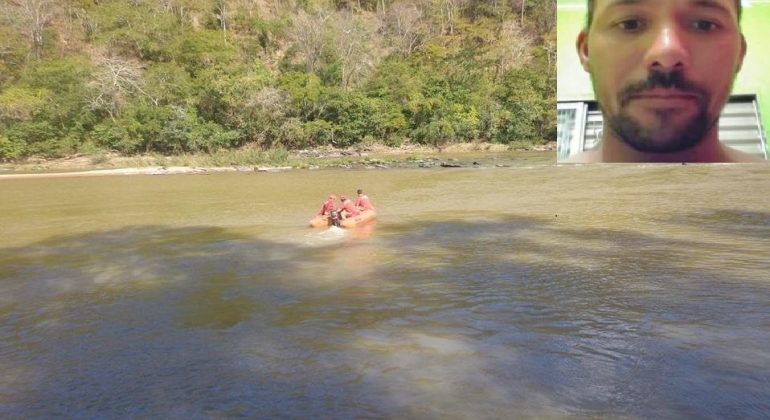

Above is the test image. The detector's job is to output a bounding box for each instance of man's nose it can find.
[645,24,690,71]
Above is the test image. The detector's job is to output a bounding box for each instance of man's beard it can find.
[597,71,719,154]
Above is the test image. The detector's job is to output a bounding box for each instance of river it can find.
[1,155,769,419]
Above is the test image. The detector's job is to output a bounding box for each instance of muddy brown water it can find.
[1,156,769,419]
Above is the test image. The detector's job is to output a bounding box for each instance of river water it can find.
[1,154,769,420]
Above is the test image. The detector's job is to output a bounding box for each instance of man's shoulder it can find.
[723,147,769,163]
[559,148,769,163]
[559,150,602,163]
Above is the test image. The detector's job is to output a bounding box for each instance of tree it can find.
[382,1,431,57]
[364,58,425,118]
[0,87,47,125]
[4,0,58,58]
[86,55,154,121]
[527,0,556,39]
[432,0,466,35]
[279,71,323,119]
[172,29,239,76]
[16,56,95,153]
[0,24,31,84]
[413,118,456,151]
[289,7,331,73]
[495,63,553,143]
[489,19,532,81]
[331,12,375,91]
[214,0,229,44]
[144,62,194,107]
[242,86,291,146]
[195,63,278,146]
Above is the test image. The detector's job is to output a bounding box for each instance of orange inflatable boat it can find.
[309,209,377,228]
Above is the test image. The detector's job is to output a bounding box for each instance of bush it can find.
[92,120,143,154]
[276,118,306,149]
[91,152,110,165]
[412,118,456,150]
[384,135,405,148]
[5,120,60,157]
[304,119,335,147]
[0,136,27,161]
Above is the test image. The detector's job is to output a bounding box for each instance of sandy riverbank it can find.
[0,142,555,179]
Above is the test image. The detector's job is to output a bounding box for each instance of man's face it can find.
[578,0,746,154]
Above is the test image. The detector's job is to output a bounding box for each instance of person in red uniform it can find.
[354,189,375,211]
[317,195,336,216]
[337,195,360,220]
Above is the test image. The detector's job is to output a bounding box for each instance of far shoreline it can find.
[0,142,556,180]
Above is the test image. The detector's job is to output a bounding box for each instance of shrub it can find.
[0,136,27,161]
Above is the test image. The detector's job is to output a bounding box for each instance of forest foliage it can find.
[0,0,556,160]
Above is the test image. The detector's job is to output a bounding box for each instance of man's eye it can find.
[617,20,644,31]
[692,20,718,31]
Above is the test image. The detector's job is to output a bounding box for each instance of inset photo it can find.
[556,0,769,163]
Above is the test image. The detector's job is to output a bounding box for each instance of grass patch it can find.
[405,155,426,162]
[90,152,110,165]
[115,147,293,168]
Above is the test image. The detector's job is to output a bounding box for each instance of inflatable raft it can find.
[309,209,377,228]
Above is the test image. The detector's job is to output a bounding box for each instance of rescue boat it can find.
[309,209,377,228]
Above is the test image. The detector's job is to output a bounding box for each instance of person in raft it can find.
[337,195,360,220]
[354,189,375,211]
[317,195,336,216]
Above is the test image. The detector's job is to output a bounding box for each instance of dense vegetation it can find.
[0,0,556,160]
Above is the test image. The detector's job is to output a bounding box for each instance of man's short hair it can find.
[585,0,743,29]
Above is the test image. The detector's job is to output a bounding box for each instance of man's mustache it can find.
[618,71,708,106]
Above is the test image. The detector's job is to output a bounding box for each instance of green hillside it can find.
[0,0,555,160]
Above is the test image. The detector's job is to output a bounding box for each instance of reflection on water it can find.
[1,161,769,419]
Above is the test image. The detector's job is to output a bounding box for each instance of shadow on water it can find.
[1,212,769,419]
[375,212,770,420]
[655,209,770,240]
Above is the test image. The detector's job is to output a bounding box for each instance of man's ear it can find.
[577,29,591,73]
[736,33,747,73]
